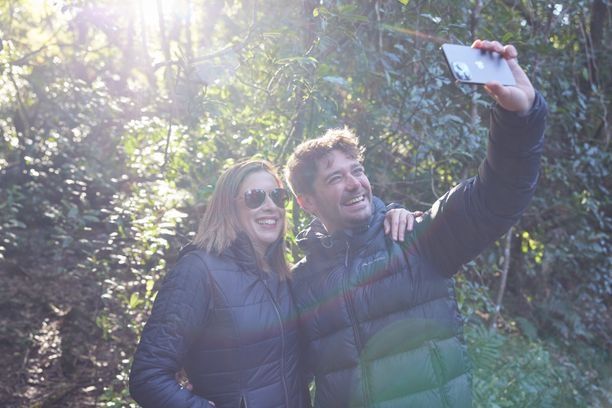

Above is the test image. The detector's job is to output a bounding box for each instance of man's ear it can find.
[297,194,317,216]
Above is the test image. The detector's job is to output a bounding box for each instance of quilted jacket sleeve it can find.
[412,91,547,276]
[129,253,213,408]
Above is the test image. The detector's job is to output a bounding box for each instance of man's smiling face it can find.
[299,149,373,233]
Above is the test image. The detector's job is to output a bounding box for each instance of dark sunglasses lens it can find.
[244,189,266,209]
[270,189,288,207]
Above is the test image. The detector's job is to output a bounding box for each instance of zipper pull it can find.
[344,241,350,268]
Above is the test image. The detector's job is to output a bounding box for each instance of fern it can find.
[466,322,566,408]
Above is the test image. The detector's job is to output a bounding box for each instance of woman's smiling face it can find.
[236,170,286,258]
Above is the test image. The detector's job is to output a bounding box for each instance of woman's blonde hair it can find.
[193,159,290,279]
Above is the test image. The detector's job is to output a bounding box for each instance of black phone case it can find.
[441,44,516,86]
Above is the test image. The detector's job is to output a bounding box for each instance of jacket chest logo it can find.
[353,254,389,285]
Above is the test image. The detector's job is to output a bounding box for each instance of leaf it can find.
[384,51,401,63]
[67,205,79,219]
[515,317,538,340]
[82,215,100,223]
[129,292,143,309]
[146,279,155,292]
[9,220,27,229]
[397,0,410,5]
[322,76,349,88]
[502,32,515,43]
[419,13,441,23]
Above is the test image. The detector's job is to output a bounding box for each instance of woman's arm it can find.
[129,253,214,408]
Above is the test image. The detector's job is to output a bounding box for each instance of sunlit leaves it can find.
[520,230,544,265]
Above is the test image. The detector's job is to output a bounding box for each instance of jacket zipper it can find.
[341,241,372,406]
[261,279,290,406]
[429,340,451,408]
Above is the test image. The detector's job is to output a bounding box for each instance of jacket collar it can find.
[181,232,281,277]
[297,196,387,259]
[223,232,283,275]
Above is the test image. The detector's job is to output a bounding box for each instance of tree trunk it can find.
[490,226,514,330]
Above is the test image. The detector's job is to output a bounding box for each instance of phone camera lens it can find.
[452,62,471,80]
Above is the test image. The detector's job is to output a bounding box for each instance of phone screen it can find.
[441,44,516,86]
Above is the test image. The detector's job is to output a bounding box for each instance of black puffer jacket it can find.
[129,234,310,408]
[290,93,547,407]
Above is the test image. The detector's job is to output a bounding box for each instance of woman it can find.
[129,159,416,407]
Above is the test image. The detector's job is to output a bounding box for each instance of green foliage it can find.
[459,277,609,407]
[467,318,612,407]
[469,323,561,407]
[0,0,609,406]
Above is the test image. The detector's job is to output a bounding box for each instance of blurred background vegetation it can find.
[0,0,609,406]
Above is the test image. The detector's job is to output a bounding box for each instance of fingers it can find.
[389,209,407,241]
[473,39,535,113]
[409,211,424,231]
[407,211,414,233]
[484,80,508,100]
[472,40,504,58]
[385,209,403,241]
[175,370,193,391]
[397,211,407,242]
[502,44,518,60]
[473,39,520,78]
[473,40,523,84]
[385,209,422,242]
[472,40,517,61]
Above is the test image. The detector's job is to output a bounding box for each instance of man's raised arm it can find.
[411,40,547,276]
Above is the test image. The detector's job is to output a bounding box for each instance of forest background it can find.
[0,0,610,406]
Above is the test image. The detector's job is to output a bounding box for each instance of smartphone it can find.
[441,43,516,86]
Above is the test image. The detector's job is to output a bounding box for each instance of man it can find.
[285,40,547,407]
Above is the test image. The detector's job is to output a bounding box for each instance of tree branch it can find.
[490,226,514,330]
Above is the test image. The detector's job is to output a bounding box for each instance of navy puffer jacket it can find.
[129,234,310,408]
[290,93,547,407]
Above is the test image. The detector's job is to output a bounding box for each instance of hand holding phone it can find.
[443,40,536,113]
[441,43,516,86]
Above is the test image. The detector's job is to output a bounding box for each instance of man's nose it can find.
[345,174,359,189]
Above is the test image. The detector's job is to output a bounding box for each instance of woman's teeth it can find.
[257,219,277,225]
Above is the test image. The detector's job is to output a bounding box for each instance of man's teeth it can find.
[257,219,277,225]
[345,196,364,205]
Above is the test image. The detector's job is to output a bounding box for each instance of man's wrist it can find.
[494,90,544,122]
[516,94,537,117]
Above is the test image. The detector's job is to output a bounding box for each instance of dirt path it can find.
[0,255,130,407]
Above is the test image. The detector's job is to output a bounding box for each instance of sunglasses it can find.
[241,188,289,209]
